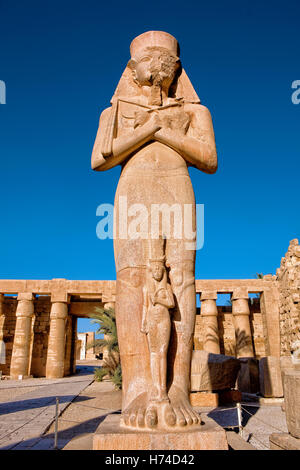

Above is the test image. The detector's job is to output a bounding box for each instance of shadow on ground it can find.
[0,411,121,450]
[207,404,259,428]
[0,395,93,415]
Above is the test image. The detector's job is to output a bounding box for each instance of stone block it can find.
[259,356,283,398]
[190,350,240,392]
[218,389,242,405]
[283,369,300,438]
[237,358,259,393]
[189,392,218,407]
[269,432,300,450]
[93,414,228,450]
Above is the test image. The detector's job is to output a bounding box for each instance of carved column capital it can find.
[49,297,69,320]
[15,293,35,317]
[50,292,70,304]
[200,291,218,301]
[231,287,249,301]
[17,292,35,301]
[200,292,218,317]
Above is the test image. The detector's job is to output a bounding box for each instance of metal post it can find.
[237,402,243,437]
[54,397,59,449]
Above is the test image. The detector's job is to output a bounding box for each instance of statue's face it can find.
[150,262,164,281]
[133,53,152,86]
[130,47,179,88]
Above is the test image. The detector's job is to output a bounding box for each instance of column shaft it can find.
[0,294,5,366]
[200,291,220,354]
[231,288,254,358]
[10,293,34,379]
[46,301,68,378]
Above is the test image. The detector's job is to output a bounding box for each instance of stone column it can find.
[0,294,5,365]
[231,287,254,358]
[46,293,70,379]
[200,291,220,354]
[10,293,35,379]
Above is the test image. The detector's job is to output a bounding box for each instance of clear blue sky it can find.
[0,0,299,333]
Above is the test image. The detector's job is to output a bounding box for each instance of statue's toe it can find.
[145,405,158,428]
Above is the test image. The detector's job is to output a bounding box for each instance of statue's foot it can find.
[167,384,201,427]
[145,399,176,429]
[120,386,200,430]
[120,392,148,428]
[149,384,169,403]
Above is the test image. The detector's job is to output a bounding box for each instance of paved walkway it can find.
[0,366,94,450]
[0,369,289,450]
[204,401,288,450]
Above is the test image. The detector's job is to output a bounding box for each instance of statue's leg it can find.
[166,257,201,427]
[116,267,152,428]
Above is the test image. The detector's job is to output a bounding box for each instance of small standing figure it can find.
[142,256,175,410]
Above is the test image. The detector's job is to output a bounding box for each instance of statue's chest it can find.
[117,101,191,136]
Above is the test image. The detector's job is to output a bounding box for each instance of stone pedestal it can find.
[93,414,228,450]
[283,369,300,438]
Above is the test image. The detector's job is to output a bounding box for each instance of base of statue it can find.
[269,432,300,450]
[93,413,228,450]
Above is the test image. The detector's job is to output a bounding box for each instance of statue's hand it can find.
[134,110,150,128]
[153,127,168,142]
[144,112,162,135]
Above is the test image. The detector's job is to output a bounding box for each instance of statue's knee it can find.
[169,266,184,287]
[169,261,195,288]
[117,267,144,288]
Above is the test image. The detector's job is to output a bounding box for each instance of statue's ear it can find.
[127,59,137,70]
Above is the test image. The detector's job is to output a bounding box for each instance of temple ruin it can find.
[0,239,299,382]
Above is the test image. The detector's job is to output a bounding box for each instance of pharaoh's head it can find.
[128,31,181,105]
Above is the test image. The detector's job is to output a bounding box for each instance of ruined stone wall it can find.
[193,300,266,359]
[30,297,51,377]
[277,239,300,356]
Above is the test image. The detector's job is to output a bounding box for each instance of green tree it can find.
[88,306,122,390]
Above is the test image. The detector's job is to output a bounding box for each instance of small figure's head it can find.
[128,31,180,90]
[149,260,165,282]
